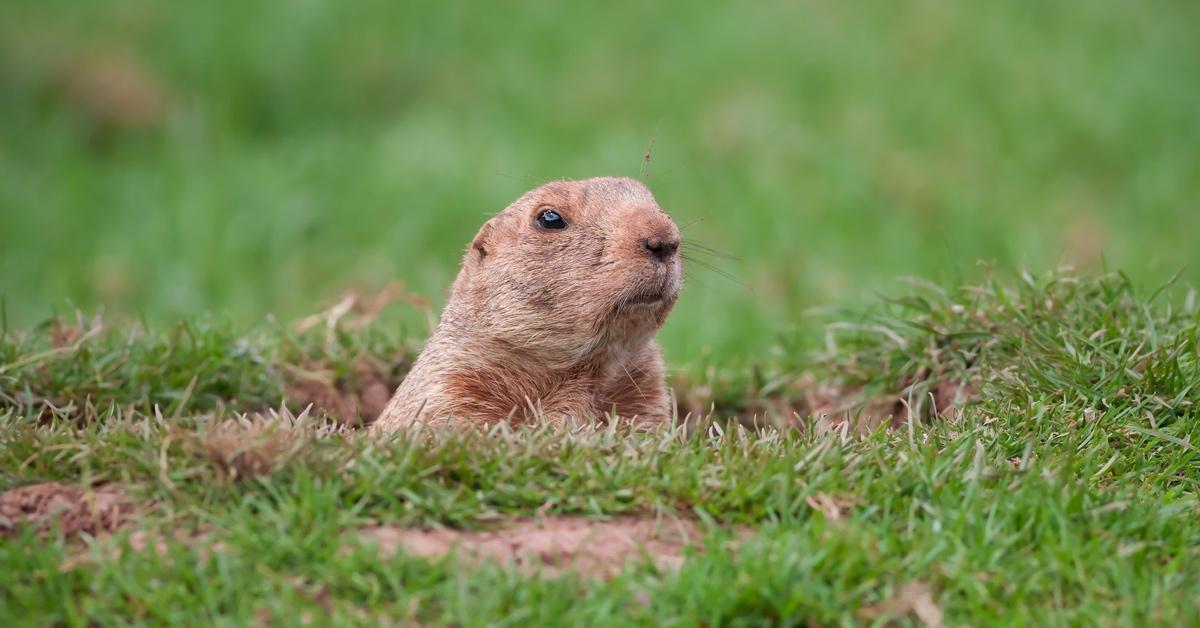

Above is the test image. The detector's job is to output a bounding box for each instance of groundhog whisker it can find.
[682,270,711,292]
[681,254,745,288]
[681,240,739,262]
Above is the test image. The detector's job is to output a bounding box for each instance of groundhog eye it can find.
[536,209,568,230]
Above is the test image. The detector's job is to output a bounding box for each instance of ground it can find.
[2,270,1198,625]
[3,1,1200,363]
[2,1,1199,624]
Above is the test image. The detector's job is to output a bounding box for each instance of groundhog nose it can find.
[642,235,680,263]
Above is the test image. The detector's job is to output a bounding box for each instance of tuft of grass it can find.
[0,310,416,425]
[812,269,1199,414]
[684,269,1200,431]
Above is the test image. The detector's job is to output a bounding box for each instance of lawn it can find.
[3,271,1199,625]
[2,0,1199,362]
[2,1,1199,625]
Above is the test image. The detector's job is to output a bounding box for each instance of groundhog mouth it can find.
[625,293,666,306]
[618,282,678,309]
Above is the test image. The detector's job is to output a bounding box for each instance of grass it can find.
[2,0,1199,362]
[2,1,1198,623]
[0,306,418,424]
[3,270,1199,625]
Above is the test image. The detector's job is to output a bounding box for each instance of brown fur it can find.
[372,177,682,432]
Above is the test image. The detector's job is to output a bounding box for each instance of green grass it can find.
[3,270,1198,625]
[2,1,1199,623]
[2,0,1199,362]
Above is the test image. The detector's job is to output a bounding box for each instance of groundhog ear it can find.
[469,221,493,261]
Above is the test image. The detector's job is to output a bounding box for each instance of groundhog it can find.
[372,177,682,433]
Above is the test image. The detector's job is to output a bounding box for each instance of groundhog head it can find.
[446,177,682,366]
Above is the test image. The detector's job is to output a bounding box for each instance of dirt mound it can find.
[805,378,976,431]
[286,359,396,427]
[285,284,425,426]
[0,482,134,538]
[679,369,978,431]
[358,515,724,579]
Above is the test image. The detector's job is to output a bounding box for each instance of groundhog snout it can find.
[629,213,681,265]
[642,234,680,263]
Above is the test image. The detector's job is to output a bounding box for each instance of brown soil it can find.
[356,515,733,579]
[680,370,976,432]
[806,378,976,431]
[283,284,430,425]
[0,482,135,538]
[285,359,398,427]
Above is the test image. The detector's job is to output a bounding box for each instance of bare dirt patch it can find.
[285,359,398,427]
[357,515,730,579]
[679,370,977,432]
[805,379,975,431]
[0,482,135,538]
[285,284,426,425]
[803,366,978,428]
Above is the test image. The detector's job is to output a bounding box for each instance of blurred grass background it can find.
[2,0,1198,363]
